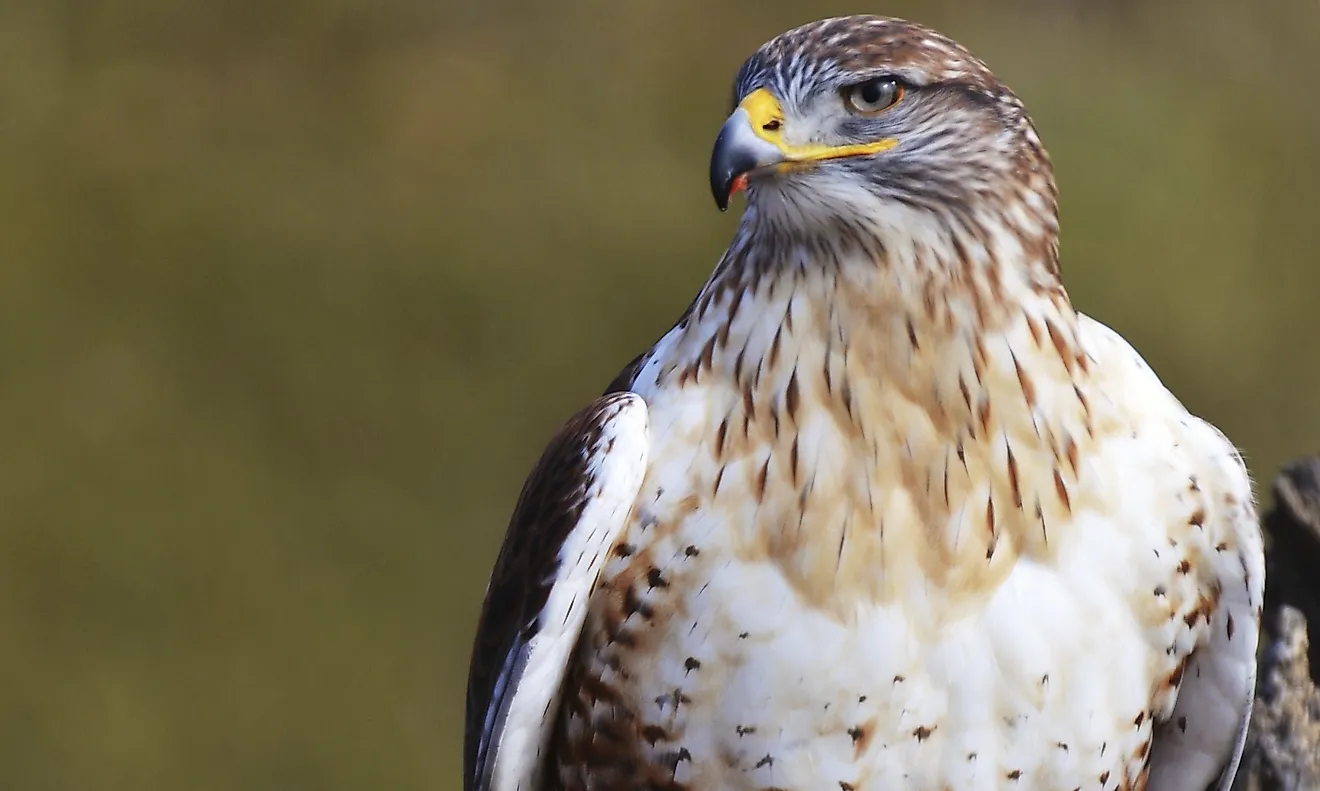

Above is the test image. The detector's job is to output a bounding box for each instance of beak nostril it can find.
[762,120,781,132]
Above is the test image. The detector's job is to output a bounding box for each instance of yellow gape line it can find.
[739,88,899,163]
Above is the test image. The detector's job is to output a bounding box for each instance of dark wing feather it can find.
[603,350,649,395]
[464,392,649,791]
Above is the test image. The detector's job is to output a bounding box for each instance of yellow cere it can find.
[738,88,898,163]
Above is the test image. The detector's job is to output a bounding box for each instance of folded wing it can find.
[1148,417,1264,791]
[464,392,649,791]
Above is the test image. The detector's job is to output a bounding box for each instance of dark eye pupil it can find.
[861,80,890,105]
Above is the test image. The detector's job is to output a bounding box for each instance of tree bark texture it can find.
[1234,457,1320,791]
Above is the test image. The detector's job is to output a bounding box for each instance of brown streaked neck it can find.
[646,215,1099,610]
[661,208,1085,415]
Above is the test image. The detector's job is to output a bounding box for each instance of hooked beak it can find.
[709,88,899,211]
[709,106,784,211]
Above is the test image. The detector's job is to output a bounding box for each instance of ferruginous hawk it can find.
[464,15,1264,791]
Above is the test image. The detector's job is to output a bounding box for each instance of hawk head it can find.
[711,16,1058,251]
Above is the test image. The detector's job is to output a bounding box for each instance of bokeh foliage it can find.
[0,0,1316,787]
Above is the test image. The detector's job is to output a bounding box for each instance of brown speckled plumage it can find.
[466,16,1263,791]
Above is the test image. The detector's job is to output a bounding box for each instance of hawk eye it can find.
[845,78,904,115]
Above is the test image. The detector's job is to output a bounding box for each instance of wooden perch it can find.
[1234,456,1320,790]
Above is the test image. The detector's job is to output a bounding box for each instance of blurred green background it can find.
[1,0,1316,787]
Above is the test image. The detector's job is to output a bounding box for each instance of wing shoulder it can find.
[464,392,649,791]
[1077,315,1264,790]
[1147,414,1264,791]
